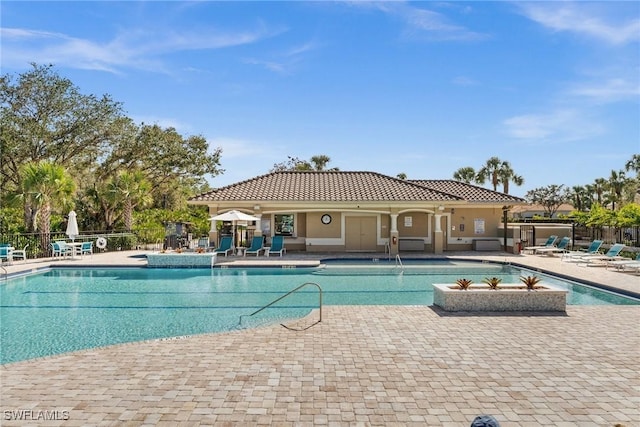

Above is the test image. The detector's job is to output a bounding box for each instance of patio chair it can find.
[244,236,265,256]
[562,240,603,262]
[267,235,286,257]
[51,241,72,258]
[522,235,558,254]
[606,253,640,272]
[214,236,233,256]
[197,237,213,252]
[11,244,29,262]
[0,245,13,264]
[534,236,571,256]
[76,241,93,257]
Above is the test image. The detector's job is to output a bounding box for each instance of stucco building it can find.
[188,171,526,254]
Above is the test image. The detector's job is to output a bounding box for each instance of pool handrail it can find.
[239,282,323,331]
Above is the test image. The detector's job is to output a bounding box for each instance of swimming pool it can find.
[1,260,637,364]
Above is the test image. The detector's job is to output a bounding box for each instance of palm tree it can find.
[606,169,631,210]
[568,185,591,212]
[21,161,75,255]
[592,178,607,205]
[452,167,476,184]
[625,154,640,175]
[497,161,524,194]
[112,170,152,231]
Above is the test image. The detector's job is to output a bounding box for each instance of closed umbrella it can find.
[66,210,79,242]
[209,210,259,248]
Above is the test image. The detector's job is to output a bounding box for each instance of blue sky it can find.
[2,1,639,198]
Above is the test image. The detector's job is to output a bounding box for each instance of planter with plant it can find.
[433,274,566,312]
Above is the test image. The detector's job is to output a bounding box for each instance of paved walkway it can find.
[1,251,639,426]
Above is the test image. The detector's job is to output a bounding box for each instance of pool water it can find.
[1,261,637,364]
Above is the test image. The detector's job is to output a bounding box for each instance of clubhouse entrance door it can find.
[345,216,377,251]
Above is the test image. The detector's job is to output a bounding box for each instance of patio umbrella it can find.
[66,210,79,242]
[209,210,260,247]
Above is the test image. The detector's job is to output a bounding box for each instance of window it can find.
[274,214,294,236]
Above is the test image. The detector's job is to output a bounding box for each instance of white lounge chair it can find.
[523,236,558,254]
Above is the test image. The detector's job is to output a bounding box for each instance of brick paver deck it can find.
[1,251,639,426]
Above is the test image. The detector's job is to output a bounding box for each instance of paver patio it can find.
[1,251,639,426]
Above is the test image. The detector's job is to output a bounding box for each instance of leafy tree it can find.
[1,64,124,229]
[525,184,567,217]
[20,161,75,253]
[617,203,640,227]
[452,167,476,183]
[270,154,338,172]
[604,170,631,210]
[592,178,607,205]
[396,172,407,180]
[102,124,222,209]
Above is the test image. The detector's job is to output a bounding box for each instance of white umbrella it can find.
[66,210,79,242]
[209,210,260,247]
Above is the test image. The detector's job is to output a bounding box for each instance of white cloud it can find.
[569,78,640,103]
[243,40,321,74]
[0,25,280,74]
[452,76,477,86]
[517,2,640,45]
[503,109,604,142]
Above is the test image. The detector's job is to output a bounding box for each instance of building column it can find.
[390,214,399,255]
[434,214,444,254]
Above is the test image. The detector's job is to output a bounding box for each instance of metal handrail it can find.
[395,254,403,269]
[0,264,7,280]
[239,282,322,331]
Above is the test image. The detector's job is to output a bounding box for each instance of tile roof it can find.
[410,179,526,203]
[191,171,524,204]
[191,171,460,202]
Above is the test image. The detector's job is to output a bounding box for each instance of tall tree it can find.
[21,161,75,253]
[452,167,476,183]
[568,185,592,212]
[102,124,222,209]
[605,170,628,210]
[270,154,338,172]
[112,170,153,231]
[475,157,503,191]
[496,161,524,194]
[592,178,607,205]
[0,63,124,230]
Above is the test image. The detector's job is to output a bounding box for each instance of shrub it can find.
[455,278,473,290]
[482,277,502,290]
[519,275,542,290]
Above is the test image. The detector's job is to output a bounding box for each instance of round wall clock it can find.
[321,214,332,224]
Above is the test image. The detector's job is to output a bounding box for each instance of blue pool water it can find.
[1,260,637,364]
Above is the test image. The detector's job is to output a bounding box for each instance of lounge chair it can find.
[562,240,603,262]
[244,236,265,256]
[214,236,234,256]
[535,236,571,256]
[606,253,640,272]
[11,244,29,262]
[523,235,558,254]
[578,243,626,266]
[267,235,286,257]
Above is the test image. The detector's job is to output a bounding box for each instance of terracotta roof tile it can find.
[191,171,460,202]
[410,179,526,203]
[191,172,525,204]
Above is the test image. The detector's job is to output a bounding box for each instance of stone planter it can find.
[146,252,217,268]
[433,283,567,312]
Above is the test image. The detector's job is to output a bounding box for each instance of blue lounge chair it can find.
[535,236,571,256]
[214,236,233,256]
[523,235,558,254]
[267,235,286,257]
[562,240,603,261]
[244,236,265,256]
[579,243,626,266]
[607,253,640,272]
